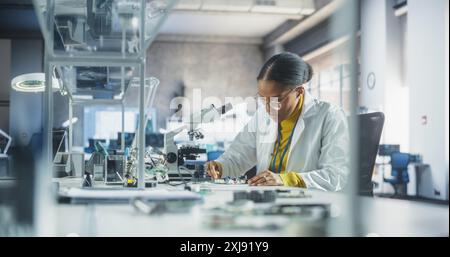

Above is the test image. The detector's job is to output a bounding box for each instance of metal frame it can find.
[33,0,177,191]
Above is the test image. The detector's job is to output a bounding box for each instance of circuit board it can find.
[212,177,247,185]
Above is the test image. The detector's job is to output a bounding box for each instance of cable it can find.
[176,166,188,190]
[176,166,196,190]
[168,182,187,187]
[179,166,194,175]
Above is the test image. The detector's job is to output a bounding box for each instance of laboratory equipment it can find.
[233,190,277,203]
[118,132,135,148]
[132,197,200,215]
[32,0,178,198]
[53,152,85,177]
[105,153,126,184]
[53,117,82,177]
[124,146,168,186]
[58,187,202,204]
[0,129,12,177]
[0,129,12,158]
[146,132,164,148]
[163,103,233,182]
[213,176,248,185]
[204,194,329,233]
[85,139,107,153]
[11,73,61,93]
[86,141,108,181]
[82,172,94,188]
[0,0,178,236]
[86,142,128,185]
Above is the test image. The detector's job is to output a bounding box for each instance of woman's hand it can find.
[248,170,284,186]
[205,161,223,179]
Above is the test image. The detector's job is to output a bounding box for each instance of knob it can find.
[166,152,177,163]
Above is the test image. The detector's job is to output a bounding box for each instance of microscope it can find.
[164,103,233,182]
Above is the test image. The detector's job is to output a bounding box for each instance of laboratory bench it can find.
[49,177,449,237]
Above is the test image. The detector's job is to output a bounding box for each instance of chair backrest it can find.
[391,152,410,170]
[357,112,385,196]
[388,152,411,185]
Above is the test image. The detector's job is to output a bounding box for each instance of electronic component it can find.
[265,204,330,218]
[275,189,310,199]
[233,190,277,203]
[105,153,126,184]
[132,198,199,215]
[203,202,330,232]
[123,174,157,188]
[124,174,138,187]
[82,172,94,188]
[213,175,247,185]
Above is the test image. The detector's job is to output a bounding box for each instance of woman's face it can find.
[257,80,303,121]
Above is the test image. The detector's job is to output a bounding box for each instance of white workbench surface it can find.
[54,178,449,237]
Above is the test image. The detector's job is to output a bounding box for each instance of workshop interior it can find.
[0,0,448,237]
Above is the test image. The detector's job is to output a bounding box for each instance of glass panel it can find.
[56,65,138,101]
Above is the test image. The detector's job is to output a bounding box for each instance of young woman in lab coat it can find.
[206,52,350,191]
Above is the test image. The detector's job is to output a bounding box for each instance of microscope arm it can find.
[163,125,187,152]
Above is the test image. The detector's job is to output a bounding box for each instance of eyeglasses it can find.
[255,88,296,111]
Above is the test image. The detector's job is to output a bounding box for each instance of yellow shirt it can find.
[270,95,307,188]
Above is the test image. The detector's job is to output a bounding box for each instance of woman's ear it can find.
[296,86,305,97]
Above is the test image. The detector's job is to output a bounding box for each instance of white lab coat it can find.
[217,91,350,191]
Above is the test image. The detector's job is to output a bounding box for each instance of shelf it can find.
[33,0,178,59]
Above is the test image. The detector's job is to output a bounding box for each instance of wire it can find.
[176,166,188,188]
[167,182,187,187]
[175,166,197,189]
[179,166,194,175]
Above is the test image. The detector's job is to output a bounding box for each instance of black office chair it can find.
[357,112,385,196]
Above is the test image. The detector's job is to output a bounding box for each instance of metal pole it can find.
[47,0,54,56]
[137,0,146,190]
[49,56,141,67]
[138,61,146,190]
[121,103,125,151]
[347,0,361,236]
[68,98,73,175]
[121,23,126,152]
[44,0,54,168]
[324,0,359,237]
[34,0,55,236]
[44,67,53,170]
[340,64,344,108]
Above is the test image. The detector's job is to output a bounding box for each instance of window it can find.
[303,38,359,114]
[83,106,138,147]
